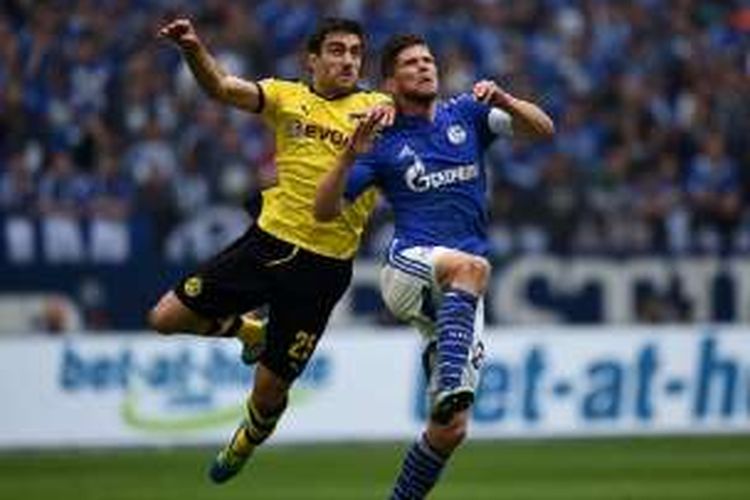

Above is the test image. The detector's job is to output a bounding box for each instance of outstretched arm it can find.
[314,107,388,222]
[473,80,555,139]
[158,18,261,112]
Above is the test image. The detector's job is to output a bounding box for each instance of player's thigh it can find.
[380,264,437,336]
[381,245,444,335]
[148,290,208,333]
[261,252,352,382]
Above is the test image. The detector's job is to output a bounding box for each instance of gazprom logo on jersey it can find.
[401,146,478,193]
[414,335,750,429]
[58,342,331,432]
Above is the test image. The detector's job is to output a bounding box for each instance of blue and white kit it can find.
[344,93,513,402]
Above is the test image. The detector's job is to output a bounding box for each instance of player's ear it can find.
[306,52,319,75]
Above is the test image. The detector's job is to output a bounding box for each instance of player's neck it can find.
[311,81,355,100]
[397,96,436,121]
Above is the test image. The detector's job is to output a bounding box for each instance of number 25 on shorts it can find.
[288,331,317,361]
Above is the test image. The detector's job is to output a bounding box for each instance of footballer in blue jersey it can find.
[343,92,497,258]
[315,34,554,499]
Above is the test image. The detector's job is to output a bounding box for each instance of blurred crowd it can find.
[1,0,749,260]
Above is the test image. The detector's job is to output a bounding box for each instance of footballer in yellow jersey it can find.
[257,78,387,259]
[150,17,391,484]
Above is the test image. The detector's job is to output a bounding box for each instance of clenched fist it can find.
[473,79,513,108]
[157,18,201,51]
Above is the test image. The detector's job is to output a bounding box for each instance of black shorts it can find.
[174,225,352,382]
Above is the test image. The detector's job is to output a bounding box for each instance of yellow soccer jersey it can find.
[256,78,390,260]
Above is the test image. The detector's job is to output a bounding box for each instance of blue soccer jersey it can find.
[344,93,510,257]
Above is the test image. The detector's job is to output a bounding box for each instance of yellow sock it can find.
[242,399,281,446]
[237,314,265,345]
[229,425,256,456]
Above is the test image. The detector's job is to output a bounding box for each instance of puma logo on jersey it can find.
[288,119,350,148]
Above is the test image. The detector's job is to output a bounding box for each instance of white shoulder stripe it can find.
[488,108,513,137]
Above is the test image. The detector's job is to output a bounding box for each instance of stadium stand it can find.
[0,0,748,329]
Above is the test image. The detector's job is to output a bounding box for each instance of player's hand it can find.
[157,18,201,52]
[347,107,388,155]
[372,103,396,128]
[473,80,513,108]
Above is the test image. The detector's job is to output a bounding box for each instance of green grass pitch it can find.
[1,436,749,499]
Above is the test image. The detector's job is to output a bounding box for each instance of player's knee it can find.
[147,294,185,335]
[147,306,174,335]
[441,419,468,448]
[427,417,468,454]
[452,257,490,293]
[148,291,198,335]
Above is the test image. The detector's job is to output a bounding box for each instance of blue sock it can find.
[436,288,477,391]
[391,434,446,499]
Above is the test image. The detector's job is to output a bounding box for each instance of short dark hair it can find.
[306,17,365,55]
[380,34,428,79]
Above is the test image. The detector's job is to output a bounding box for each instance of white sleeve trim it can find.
[487,108,513,137]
